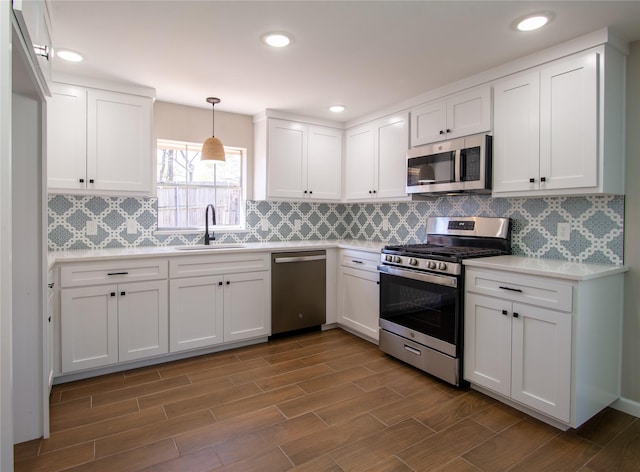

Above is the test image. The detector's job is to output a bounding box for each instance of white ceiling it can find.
[50,1,640,123]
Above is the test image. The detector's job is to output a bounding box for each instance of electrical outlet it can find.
[294,219,302,231]
[382,220,389,231]
[126,219,137,235]
[261,219,269,232]
[557,222,570,241]
[86,221,97,236]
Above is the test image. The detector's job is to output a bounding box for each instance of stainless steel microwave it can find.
[406,133,492,195]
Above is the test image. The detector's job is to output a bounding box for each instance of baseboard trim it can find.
[611,397,640,418]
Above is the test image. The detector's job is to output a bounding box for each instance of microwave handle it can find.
[454,149,461,182]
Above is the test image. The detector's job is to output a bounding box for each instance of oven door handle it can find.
[377,265,458,288]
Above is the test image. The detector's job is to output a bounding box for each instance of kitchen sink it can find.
[174,244,245,251]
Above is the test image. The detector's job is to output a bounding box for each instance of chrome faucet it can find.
[204,204,216,245]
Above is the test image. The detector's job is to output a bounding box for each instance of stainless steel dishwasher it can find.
[271,250,326,335]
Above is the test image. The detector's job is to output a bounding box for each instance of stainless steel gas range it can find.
[377,216,511,386]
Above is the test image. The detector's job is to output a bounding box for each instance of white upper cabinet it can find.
[411,85,491,146]
[493,46,625,197]
[12,0,53,96]
[262,118,342,201]
[345,112,409,201]
[47,82,153,195]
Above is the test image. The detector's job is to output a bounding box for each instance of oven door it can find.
[378,265,460,357]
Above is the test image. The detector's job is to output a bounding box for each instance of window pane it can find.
[216,152,242,187]
[191,159,217,185]
[157,186,177,227]
[175,187,189,227]
[187,187,216,227]
[215,188,242,226]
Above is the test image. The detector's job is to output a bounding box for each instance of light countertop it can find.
[48,239,385,267]
[463,255,628,281]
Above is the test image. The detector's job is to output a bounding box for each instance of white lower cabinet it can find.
[464,264,624,429]
[61,280,168,372]
[337,250,380,341]
[464,293,571,422]
[169,253,270,353]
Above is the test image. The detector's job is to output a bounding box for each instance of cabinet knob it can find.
[304,190,308,194]
[226,281,230,285]
[48,282,54,289]
[513,312,519,318]
[446,129,451,133]
[110,292,116,297]
[79,178,85,183]
[218,281,223,286]
[309,190,313,194]
[529,178,535,183]
[501,310,508,316]
[120,291,126,296]
[48,316,52,323]
[540,177,546,182]
[372,190,377,194]
[89,179,95,184]
[439,130,444,135]
[368,190,372,194]
[34,44,49,61]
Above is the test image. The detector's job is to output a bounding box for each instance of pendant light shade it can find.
[202,97,225,162]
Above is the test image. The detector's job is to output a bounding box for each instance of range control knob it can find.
[437,262,447,270]
[409,258,418,266]
[427,261,436,269]
[385,255,393,262]
[393,256,402,263]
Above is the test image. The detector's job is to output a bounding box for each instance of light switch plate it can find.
[126,219,137,234]
[382,220,389,231]
[294,219,302,231]
[261,219,269,232]
[86,221,97,236]
[557,222,570,241]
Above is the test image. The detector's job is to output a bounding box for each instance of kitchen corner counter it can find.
[48,239,385,266]
[463,255,628,281]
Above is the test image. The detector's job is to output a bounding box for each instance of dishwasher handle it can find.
[274,254,326,264]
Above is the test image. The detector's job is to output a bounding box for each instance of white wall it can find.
[623,41,640,405]
[153,101,255,198]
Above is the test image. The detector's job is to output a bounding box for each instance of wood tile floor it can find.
[14,328,640,472]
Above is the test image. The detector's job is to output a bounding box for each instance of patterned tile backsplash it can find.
[48,194,625,265]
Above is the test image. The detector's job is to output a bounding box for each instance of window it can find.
[156,139,246,230]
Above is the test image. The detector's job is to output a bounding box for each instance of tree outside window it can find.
[156,140,245,230]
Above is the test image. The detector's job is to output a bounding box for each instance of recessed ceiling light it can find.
[514,12,553,32]
[57,49,84,62]
[262,32,291,48]
[329,105,345,113]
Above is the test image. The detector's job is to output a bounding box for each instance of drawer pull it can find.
[513,312,520,318]
[404,345,421,356]
[352,260,363,264]
[499,286,522,293]
[110,292,116,297]
[501,310,508,316]
[120,291,126,296]
[48,282,54,289]
[107,272,129,276]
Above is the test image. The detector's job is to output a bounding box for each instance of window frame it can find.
[155,139,247,232]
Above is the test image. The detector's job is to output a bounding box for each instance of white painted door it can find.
[540,51,598,191]
[47,83,87,190]
[118,280,168,362]
[87,89,152,192]
[338,267,379,341]
[223,271,270,342]
[61,285,118,372]
[169,276,224,352]
[446,86,491,140]
[463,293,512,396]
[411,99,447,146]
[376,113,409,199]
[492,71,541,193]
[511,302,572,422]
[267,119,306,199]
[345,124,375,199]
[307,125,342,200]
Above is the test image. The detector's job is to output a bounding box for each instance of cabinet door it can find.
[411,99,447,146]
[118,280,168,362]
[61,285,118,372]
[463,293,512,396]
[86,89,152,192]
[540,51,598,190]
[47,83,87,190]
[307,125,342,200]
[511,303,572,422]
[223,272,270,342]
[267,119,305,199]
[338,267,379,341]
[169,276,224,352]
[345,125,375,199]
[446,86,491,140]
[376,113,409,199]
[493,71,541,193]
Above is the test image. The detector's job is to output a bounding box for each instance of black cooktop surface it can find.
[382,243,507,260]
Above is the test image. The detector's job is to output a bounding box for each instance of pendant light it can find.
[201,97,225,162]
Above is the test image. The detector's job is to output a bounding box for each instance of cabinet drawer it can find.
[340,249,380,272]
[465,267,573,312]
[60,258,168,287]
[170,252,270,278]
